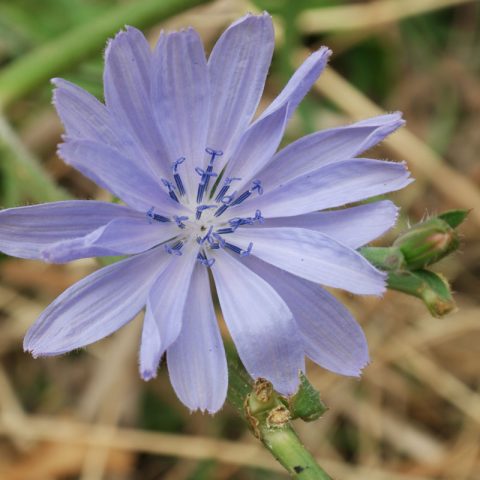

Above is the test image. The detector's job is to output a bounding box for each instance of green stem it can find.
[0,0,214,110]
[226,350,332,479]
[260,428,331,480]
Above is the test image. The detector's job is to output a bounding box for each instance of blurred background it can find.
[0,0,479,478]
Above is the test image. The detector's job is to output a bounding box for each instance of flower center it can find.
[148,148,264,267]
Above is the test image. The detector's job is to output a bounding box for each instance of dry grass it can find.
[0,0,479,478]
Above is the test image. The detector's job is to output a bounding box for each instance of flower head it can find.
[0,14,412,413]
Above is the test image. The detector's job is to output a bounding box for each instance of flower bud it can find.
[393,218,459,270]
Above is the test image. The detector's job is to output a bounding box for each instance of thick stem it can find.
[0,0,214,110]
[260,427,332,480]
[226,350,332,479]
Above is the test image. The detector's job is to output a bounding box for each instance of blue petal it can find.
[0,201,138,260]
[52,78,141,164]
[168,265,227,413]
[139,246,197,380]
[24,247,165,356]
[259,113,405,190]
[58,139,186,215]
[258,47,331,121]
[207,13,274,171]
[221,102,289,192]
[152,28,209,202]
[211,249,304,395]
[139,306,163,381]
[232,227,386,295]
[104,26,170,180]
[42,216,178,263]
[243,256,369,377]
[232,158,412,218]
[258,200,399,249]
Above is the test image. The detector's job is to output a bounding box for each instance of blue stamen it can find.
[195,167,218,204]
[146,207,170,224]
[229,217,254,228]
[212,233,226,248]
[254,210,265,224]
[165,241,184,256]
[197,251,215,268]
[173,215,189,229]
[161,178,179,203]
[229,189,251,206]
[252,179,263,195]
[221,194,235,204]
[196,204,216,220]
[229,180,263,207]
[225,210,264,230]
[198,225,214,244]
[146,207,154,224]
[224,242,242,255]
[240,242,254,257]
[172,157,186,196]
[215,227,235,234]
[206,147,223,164]
[214,203,230,217]
[212,192,237,218]
[215,176,241,202]
[206,233,217,247]
[215,185,229,203]
[221,240,254,257]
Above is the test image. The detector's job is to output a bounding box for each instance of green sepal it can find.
[359,246,405,271]
[387,269,456,318]
[437,209,470,229]
[285,373,328,422]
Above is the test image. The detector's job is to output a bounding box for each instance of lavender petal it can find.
[52,78,141,164]
[168,265,228,413]
[152,28,209,199]
[244,256,369,377]
[211,249,304,395]
[232,227,386,295]
[221,102,289,192]
[58,139,186,215]
[207,13,274,170]
[24,247,164,356]
[259,112,405,189]
[104,26,170,179]
[138,247,197,380]
[42,216,178,263]
[258,47,331,121]
[0,201,137,259]
[259,200,399,249]
[233,158,412,218]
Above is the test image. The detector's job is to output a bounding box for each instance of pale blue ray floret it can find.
[0,13,412,413]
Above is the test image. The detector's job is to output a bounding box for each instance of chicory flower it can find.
[0,14,412,412]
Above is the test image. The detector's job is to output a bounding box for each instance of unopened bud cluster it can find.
[394,217,459,270]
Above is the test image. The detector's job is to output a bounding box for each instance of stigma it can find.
[151,147,265,266]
